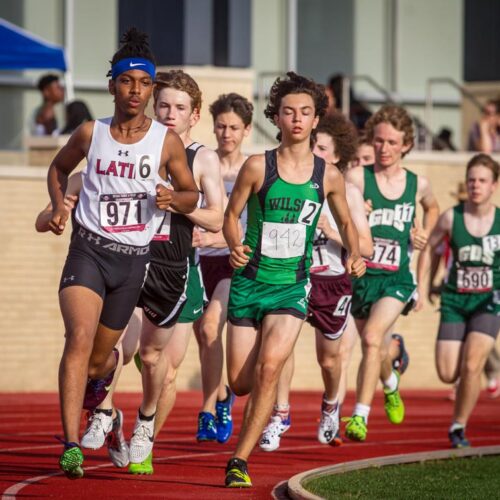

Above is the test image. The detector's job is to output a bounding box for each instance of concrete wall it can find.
[1,152,499,393]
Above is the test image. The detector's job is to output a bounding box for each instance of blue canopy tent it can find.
[0,18,67,71]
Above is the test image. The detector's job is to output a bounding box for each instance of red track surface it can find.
[1,390,499,499]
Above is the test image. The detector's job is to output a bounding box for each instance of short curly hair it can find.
[313,113,358,172]
[153,70,202,112]
[365,105,414,156]
[466,153,499,182]
[264,72,328,140]
[209,93,253,126]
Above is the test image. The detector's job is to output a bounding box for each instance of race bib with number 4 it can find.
[99,192,147,233]
[261,222,306,259]
[457,266,493,293]
[366,237,401,271]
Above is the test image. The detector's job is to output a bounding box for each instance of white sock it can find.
[384,371,398,392]
[353,403,370,422]
[323,395,338,406]
[449,421,465,433]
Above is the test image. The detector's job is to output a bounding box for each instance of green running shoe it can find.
[128,451,153,475]
[59,444,84,479]
[225,458,252,488]
[384,371,405,424]
[343,415,367,442]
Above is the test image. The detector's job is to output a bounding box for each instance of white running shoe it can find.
[129,413,155,464]
[81,410,113,450]
[107,409,130,468]
[259,414,291,452]
[317,403,339,444]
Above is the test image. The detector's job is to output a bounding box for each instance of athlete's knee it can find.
[198,317,221,346]
[461,356,485,378]
[163,365,178,389]
[317,350,341,372]
[139,345,163,370]
[255,358,282,386]
[228,373,251,396]
[436,363,458,384]
[361,331,383,354]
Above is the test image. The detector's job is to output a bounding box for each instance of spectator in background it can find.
[433,127,457,151]
[61,100,93,135]
[32,73,65,136]
[468,99,500,153]
[325,73,372,130]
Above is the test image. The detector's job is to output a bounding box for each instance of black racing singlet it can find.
[150,142,203,264]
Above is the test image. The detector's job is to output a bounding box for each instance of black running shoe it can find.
[392,334,410,375]
[449,427,470,449]
[225,458,252,488]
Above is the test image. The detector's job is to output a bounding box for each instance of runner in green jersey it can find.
[422,153,500,449]
[223,72,366,488]
[344,105,439,442]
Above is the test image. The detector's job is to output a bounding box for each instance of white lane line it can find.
[3,435,500,499]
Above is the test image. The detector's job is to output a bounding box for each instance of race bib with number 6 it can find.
[457,266,493,293]
[99,192,147,233]
[261,222,306,259]
[135,154,156,180]
[366,237,401,271]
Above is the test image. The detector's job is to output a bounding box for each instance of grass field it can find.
[303,455,500,499]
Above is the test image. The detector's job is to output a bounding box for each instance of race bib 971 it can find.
[99,192,147,233]
[261,222,306,259]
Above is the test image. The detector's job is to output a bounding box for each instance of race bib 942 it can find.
[261,222,306,259]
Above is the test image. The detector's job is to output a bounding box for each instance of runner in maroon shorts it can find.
[259,113,373,451]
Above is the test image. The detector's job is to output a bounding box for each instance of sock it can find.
[273,404,290,420]
[353,403,370,422]
[95,408,112,417]
[384,371,399,392]
[449,421,465,433]
[322,395,338,413]
[138,409,155,421]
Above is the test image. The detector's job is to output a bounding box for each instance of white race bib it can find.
[99,192,147,233]
[311,241,329,273]
[153,211,172,241]
[261,222,306,259]
[367,237,401,271]
[457,266,493,293]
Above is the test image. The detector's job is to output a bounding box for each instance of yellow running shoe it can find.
[225,458,252,488]
[384,371,405,424]
[128,451,153,475]
[59,444,84,479]
[343,415,367,442]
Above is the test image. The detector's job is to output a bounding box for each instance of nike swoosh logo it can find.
[193,307,203,314]
[105,385,112,391]
[130,62,146,67]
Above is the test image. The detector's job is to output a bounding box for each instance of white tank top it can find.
[75,118,167,246]
[199,178,248,256]
[310,201,345,276]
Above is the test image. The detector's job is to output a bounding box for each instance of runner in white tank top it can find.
[44,28,198,479]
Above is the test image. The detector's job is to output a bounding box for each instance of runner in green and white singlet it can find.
[223,73,365,489]
[423,153,500,449]
[344,105,439,442]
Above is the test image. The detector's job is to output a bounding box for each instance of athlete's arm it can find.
[159,130,199,214]
[223,155,263,268]
[345,166,373,215]
[47,121,93,235]
[184,148,223,232]
[412,175,440,250]
[345,182,374,259]
[324,164,365,277]
[36,173,82,232]
[415,208,453,311]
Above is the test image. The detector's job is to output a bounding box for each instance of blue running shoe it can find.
[391,334,410,375]
[83,349,118,411]
[449,427,470,449]
[216,386,235,444]
[196,411,217,442]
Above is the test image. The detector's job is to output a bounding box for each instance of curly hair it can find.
[209,93,253,126]
[313,113,358,172]
[466,153,499,182]
[365,105,414,155]
[153,70,202,112]
[264,72,328,140]
[107,27,155,78]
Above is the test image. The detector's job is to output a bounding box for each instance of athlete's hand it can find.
[413,288,425,312]
[345,254,366,278]
[192,227,212,248]
[48,205,69,235]
[410,219,428,250]
[63,194,78,211]
[229,244,251,269]
[156,184,174,210]
[364,199,373,215]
